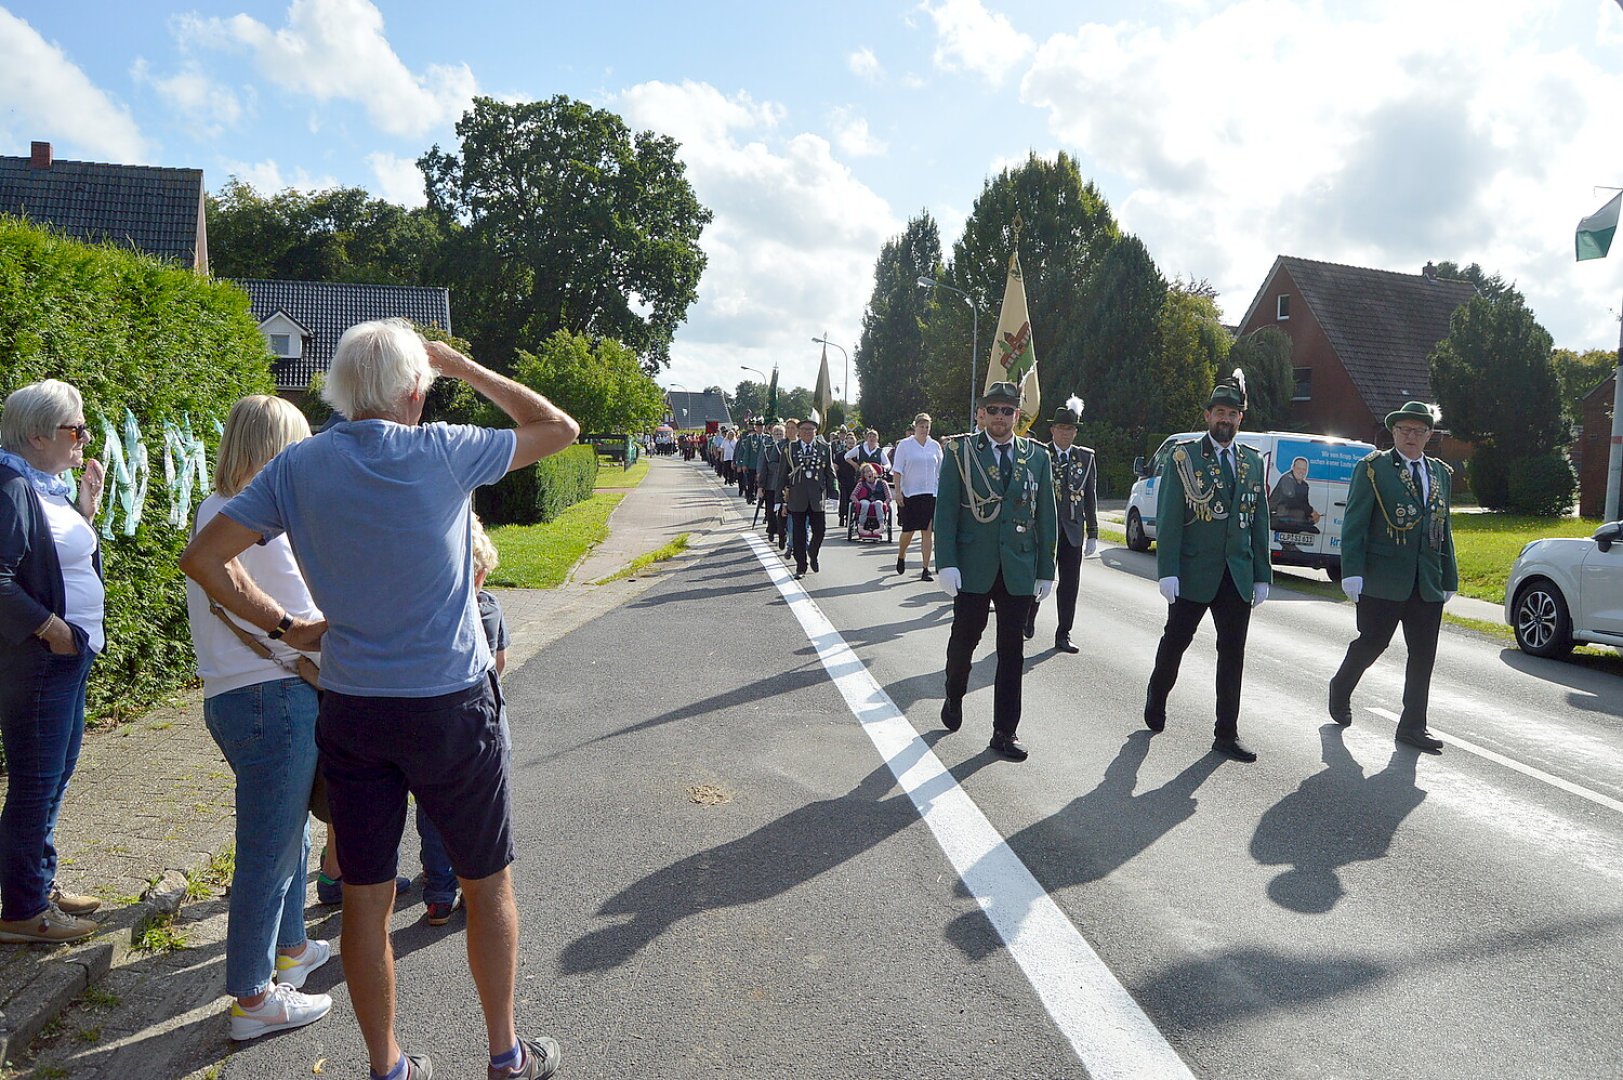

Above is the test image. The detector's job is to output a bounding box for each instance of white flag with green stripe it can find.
[1576,191,1620,261]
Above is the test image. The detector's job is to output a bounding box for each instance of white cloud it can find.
[0,8,150,163]
[830,107,887,158]
[847,46,882,81]
[919,0,1033,87]
[367,151,426,207]
[131,58,242,139]
[221,158,338,194]
[1019,0,1623,349]
[616,80,899,396]
[178,0,475,139]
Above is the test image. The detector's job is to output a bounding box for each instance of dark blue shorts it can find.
[316,672,514,886]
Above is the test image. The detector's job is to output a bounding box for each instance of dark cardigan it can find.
[0,463,103,649]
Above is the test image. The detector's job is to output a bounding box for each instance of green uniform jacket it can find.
[1155,435,1273,603]
[1340,449,1459,602]
[735,432,762,471]
[933,432,1057,596]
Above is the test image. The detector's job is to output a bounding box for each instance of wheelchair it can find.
[846,491,894,543]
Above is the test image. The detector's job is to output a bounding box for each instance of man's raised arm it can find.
[425,340,580,471]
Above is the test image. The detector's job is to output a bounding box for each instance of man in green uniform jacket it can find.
[1330,401,1458,753]
[1144,370,1273,762]
[734,418,763,503]
[934,382,1057,761]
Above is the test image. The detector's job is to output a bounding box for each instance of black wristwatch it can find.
[267,613,294,641]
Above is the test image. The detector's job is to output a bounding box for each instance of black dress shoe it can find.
[1022,621,1035,641]
[1396,730,1444,753]
[794,570,805,580]
[989,733,1029,761]
[1054,635,1079,654]
[1328,689,1353,726]
[810,557,819,573]
[1212,737,1258,762]
[896,557,906,575]
[941,697,964,732]
[1143,706,1166,733]
[921,570,934,582]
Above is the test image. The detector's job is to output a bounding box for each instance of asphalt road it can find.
[220,473,1623,1080]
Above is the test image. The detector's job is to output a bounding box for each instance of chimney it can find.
[1422,261,1437,281]
[29,141,52,170]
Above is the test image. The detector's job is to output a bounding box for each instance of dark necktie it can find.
[1219,447,1235,487]
[998,444,1012,489]
[1410,459,1424,500]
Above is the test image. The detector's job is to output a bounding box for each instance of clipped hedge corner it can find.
[475,443,599,526]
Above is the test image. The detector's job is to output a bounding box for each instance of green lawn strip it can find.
[595,457,649,489]
[592,532,693,585]
[488,492,626,589]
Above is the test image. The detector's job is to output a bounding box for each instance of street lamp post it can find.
[811,335,848,411]
[739,365,767,420]
[666,382,690,429]
[916,277,982,431]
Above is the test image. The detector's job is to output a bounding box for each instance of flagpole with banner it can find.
[985,216,1041,435]
[814,343,834,428]
[1576,188,1623,522]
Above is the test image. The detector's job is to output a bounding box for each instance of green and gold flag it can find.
[814,342,834,424]
[986,245,1041,434]
[1576,191,1621,261]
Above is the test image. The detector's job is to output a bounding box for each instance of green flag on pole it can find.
[1576,191,1621,261]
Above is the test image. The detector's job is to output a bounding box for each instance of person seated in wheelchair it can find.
[851,463,891,537]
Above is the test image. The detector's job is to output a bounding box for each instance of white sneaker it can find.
[273,938,331,989]
[229,983,332,1041]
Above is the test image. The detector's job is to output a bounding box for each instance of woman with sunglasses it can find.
[0,380,106,943]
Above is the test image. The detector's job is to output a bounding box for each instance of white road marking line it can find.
[1367,706,1623,816]
[741,531,1194,1080]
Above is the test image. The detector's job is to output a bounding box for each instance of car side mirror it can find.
[1133,455,1147,478]
[1594,521,1623,553]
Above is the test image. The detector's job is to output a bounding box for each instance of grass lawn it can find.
[596,456,649,489]
[487,491,626,589]
[1451,513,1604,604]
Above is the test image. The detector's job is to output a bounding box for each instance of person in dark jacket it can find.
[0,379,106,943]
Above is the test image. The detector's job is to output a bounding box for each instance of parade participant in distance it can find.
[735,419,763,504]
[891,413,943,582]
[1329,402,1458,753]
[1143,370,1272,763]
[182,320,574,1080]
[834,431,860,528]
[1024,397,1099,654]
[782,413,837,579]
[757,422,789,549]
[777,419,801,554]
[934,384,1056,761]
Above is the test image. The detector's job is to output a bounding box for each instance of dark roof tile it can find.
[0,154,204,265]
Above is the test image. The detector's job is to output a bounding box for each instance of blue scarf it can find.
[0,448,71,499]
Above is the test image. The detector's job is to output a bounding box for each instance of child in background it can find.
[417,513,510,926]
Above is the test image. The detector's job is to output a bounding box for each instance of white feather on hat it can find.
[1065,395,1085,417]
[1231,367,1247,397]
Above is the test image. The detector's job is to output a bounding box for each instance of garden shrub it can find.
[1505,451,1578,518]
[476,443,598,525]
[1467,442,1511,511]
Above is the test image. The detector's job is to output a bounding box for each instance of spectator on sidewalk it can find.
[183,395,334,1040]
[182,319,576,1080]
[0,380,106,944]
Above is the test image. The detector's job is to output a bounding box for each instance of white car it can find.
[1505,521,1623,658]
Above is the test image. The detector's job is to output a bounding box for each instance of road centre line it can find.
[741,531,1194,1080]
[1367,707,1623,816]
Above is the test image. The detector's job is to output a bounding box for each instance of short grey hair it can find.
[1,379,84,452]
[322,319,434,418]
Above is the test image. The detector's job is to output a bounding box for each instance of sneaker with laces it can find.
[375,1053,434,1079]
[48,884,101,915]
[424,895,460,926]
[489,1035,562,1080]
[0,903,97,943]
[274,938,331,989]
[228,983,332,1040]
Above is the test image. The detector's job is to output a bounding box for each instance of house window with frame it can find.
[1292,367,1312,401]
[268,333,293,357]
[1276,294,1291,320]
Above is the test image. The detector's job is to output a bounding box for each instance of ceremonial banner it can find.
[814,343,834,423]
[986,245,1041,434]
[767,364,780,421]
[1576,191,1621,261]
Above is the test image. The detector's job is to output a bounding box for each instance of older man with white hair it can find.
[181,320,577,1080]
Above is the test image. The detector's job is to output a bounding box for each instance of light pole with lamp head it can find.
[811,335,848,412]
[739,365,767,419]
[916,277,981,432]
[666,382,690,429]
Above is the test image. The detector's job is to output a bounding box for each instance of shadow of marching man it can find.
[1249,726,1426,914]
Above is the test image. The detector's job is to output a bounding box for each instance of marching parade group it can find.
[690,370,1459,768]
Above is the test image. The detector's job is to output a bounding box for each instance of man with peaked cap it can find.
[782,412,837,579]
[734,418,762,503]
[1025,396,1099,654]
[1329,401,1458,753]
[934,382,1057,761]
[756,421,788,547]
[1143,370,1273,763]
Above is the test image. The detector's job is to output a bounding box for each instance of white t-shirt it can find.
[722,437,736,462]
[186,492,323,699]
[39,493,105,653]
[891,436,944,498]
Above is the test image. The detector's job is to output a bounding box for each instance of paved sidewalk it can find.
[0,454,738,1077]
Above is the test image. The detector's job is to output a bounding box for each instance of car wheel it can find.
[1126,509,1151,552]
[1513,579,1574,659]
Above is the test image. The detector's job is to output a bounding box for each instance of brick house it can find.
[664,390,732,430]
[1579,373,1620,519]
[1234,256,1477,458]
[0,141,208,271]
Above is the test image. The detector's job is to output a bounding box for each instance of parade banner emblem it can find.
[986,221,1041,435]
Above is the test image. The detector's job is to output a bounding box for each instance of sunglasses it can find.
[57,423,91,441]
[984,405,1017,416]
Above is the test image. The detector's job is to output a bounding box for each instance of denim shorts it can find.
[315,671,513,886]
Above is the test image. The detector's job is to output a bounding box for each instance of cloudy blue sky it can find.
[4,0,1623,401]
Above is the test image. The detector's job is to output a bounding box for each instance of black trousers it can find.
[761,487,782,539]
[945,571,1033,736]
[1331,588,1442,735]
[739,466,756,501]
[836,477,857,525]
[787,509,825,570]
[1027,534,1084,638]
[1145,571,1251,739]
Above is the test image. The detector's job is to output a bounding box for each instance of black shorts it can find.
[899,493,936,532]
[316,672,514,886]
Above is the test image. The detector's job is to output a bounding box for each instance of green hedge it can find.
[475,443,598,525]
[0,218,273,721]
[1506,452,1578,517]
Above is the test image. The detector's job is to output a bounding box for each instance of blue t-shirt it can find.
[222,420,516,697]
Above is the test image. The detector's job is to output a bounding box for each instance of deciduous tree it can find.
[1226,326,1295,432]
[855,212,941,439]
[513,330,667,434]
[1429,293,1564,457]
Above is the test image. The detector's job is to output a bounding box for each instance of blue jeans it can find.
[205,678,318,998]
[414,705,508,905]
[0,638,95,922]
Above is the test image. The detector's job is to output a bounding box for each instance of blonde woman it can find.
[184,396,333,1040]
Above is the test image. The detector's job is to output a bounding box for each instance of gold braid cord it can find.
[1171,447,1226,524]
[949,437,1004,524]
[1368,460,1418,541]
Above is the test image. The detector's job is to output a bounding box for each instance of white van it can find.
[1126,431,1378,579]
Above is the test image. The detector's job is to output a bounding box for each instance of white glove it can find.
[1444,590,1456,603]
[938,566,962,597]
[1083,537,1099,558]
[1252,582,1269,608]
[1158,576,1179,604]
[1341,575,1363,602]
[1034,579,1055,603]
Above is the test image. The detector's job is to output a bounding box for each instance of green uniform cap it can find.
[981,381,1021,407]
[1384,401,1439,429]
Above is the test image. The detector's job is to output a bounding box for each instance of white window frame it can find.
[1276,294,1291,320]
